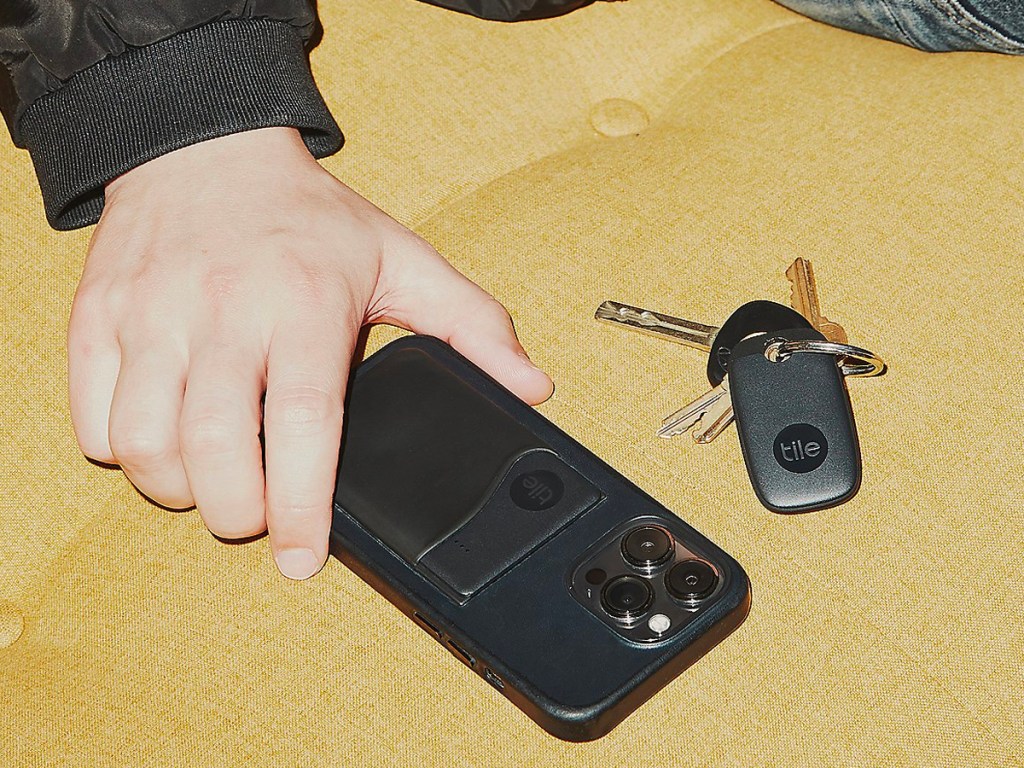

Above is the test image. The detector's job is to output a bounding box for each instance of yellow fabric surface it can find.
[3,0,1023,764]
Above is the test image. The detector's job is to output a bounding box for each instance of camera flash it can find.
[647,613,671,634]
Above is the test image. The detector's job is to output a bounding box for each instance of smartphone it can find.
[329,335,750,741]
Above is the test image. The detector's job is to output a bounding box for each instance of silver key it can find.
[596,300,735,443]
[658,379,731,438]
[595,301,718,351]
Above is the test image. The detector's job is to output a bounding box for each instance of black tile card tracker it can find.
[329,335,750,742]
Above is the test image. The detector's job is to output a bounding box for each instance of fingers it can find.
[106,341,192,509]
[178,340,267,539]
[382,239,554,405]
[262,317,352,580]
[67,289,121,463]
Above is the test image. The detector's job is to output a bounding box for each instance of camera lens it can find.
[600,575,653,620]
[666,560,717,602]
[621,526,674,569]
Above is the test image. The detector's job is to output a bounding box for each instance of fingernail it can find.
[275,548,321,580]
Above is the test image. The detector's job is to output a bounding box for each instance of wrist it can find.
[19,19,341,230]
[105,127,314,199]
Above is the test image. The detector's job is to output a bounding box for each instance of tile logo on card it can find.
[773,423,828,473]
[510,470,564,511]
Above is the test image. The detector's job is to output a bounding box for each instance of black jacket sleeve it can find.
[0,0,592,230]
[415,0,595,22]
[0,2,342,230]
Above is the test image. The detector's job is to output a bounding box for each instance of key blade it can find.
[785,258,821,328]
[657,383,727,438]
[596,301,717,351]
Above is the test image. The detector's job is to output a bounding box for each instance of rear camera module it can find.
[621,526,674,569]
[569,518,724,644]
[666,560,718,603]
[600,575,653,620]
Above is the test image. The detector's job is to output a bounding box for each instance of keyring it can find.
[764,339,886,377]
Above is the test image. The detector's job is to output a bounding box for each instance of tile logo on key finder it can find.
[773,424,828,473]
[510,470,564,511]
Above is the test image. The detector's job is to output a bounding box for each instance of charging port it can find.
[483,668,505,691]
[447,639,475,667]
[412,612,443,639]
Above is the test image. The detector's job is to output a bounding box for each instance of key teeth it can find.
[656,422,692,439]
[658,412,703,436]
[657,418,700,438]
[659,412,715,441]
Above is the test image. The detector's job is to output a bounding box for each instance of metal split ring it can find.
[764,339,886,378]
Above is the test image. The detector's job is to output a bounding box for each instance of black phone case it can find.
[329,335,751,741]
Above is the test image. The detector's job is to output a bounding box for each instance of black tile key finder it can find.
[729,327,861,512]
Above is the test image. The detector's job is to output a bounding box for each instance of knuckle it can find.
[277,261,330,306]
[70,279,106,315]
[408,237,441,261]
[179,414,241,458]
[69,283,113,336]
[450,295,513,342]
[265,385,342,433]
[266,497,326,524]
[478,296,513,325]
[201,265,244,305]
[389,227,437,257]
[109,426,175,467]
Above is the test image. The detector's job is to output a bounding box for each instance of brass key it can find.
[785,258,848,344]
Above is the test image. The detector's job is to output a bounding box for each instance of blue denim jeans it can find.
[775,0,1024,53]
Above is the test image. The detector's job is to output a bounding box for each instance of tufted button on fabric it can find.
[589,98,650,137]
[0,601,24,648]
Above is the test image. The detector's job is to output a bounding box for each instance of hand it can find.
[67,127,553,579]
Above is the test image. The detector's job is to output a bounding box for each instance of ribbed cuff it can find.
[18,19,343,230]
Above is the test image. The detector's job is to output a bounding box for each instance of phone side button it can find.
[412,611,443,640]
[483,668,505,691]
[447,639,476,667]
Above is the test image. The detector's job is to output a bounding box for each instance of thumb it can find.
[378,243,554,405]
[444,291,555,406]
